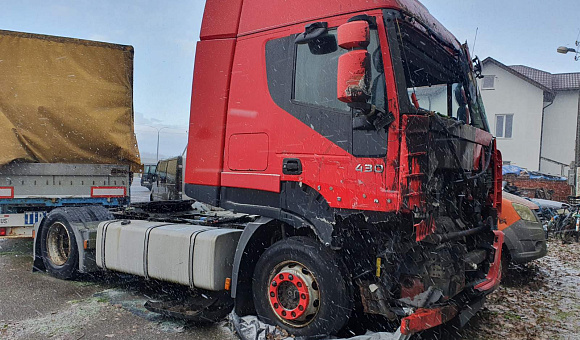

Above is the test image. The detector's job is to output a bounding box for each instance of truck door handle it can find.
[283,158,302,175]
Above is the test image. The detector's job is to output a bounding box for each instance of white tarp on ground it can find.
[229,312,406,340]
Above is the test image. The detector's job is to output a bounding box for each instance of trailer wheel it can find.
[252,237,352,336]
[40,211,79,280]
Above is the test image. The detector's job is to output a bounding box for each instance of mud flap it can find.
[144,291,233,323]
[457,296,486,328]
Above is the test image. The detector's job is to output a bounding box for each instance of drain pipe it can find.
[575,91,580,196]
[538,94,555,171]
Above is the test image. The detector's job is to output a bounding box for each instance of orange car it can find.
[499,192,548,270]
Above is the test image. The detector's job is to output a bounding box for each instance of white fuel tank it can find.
[96,220,242,291]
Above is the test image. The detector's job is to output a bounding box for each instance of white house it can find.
[480,58,580,176]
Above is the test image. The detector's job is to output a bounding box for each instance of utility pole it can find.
[557,35,580,197]
[156,127,170,162]
[576,92,580,197]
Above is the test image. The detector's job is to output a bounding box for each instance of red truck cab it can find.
[185,0,503,336]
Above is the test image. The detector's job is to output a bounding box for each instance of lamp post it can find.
[557,41,580,61]
[136,125,170,162]
[155,127,170,162]
[557,39,580,197]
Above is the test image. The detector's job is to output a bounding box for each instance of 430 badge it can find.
[355,164,384,173]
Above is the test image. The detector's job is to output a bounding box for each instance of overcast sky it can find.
[1,0,578,162]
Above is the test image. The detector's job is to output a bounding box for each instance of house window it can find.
[495,114,513,138]
[482,75,495,89]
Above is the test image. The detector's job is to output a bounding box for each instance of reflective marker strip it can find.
[91,187,126,198]
[0,187,14,199]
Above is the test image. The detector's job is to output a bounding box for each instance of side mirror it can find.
[336,21,371,104]
[472,56,483,79]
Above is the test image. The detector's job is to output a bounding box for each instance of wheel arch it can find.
[231,216,320,316]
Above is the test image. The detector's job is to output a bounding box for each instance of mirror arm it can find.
[347,14,377,28]
[350,103,395,131]
[295,22,328,44]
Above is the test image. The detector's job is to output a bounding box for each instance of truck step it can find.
[144,291,233,323]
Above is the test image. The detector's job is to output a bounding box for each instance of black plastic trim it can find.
[184,183,220,206]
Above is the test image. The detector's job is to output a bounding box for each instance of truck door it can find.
[223,10,400,213]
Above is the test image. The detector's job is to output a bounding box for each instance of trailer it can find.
[0,30,141,237]
[34,0,504,338]
[0,163,130,237]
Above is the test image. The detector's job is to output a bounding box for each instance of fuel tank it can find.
[96,220,242,291]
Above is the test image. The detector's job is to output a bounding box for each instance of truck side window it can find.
[265,24,388,157]
[293,29,386,114]
[294,30,349,112]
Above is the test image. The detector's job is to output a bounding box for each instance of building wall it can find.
[540,90,580,175]
[504,174,572,202]
[480,63,544,171]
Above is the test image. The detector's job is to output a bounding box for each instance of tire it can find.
[560,219,575,244]
[562,229,575,244]
[252,237,352,337]
[40,206,114,279]
[40,210,80,280]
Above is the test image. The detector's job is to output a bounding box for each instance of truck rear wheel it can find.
[252,236,352,336]
[40,211,80,280]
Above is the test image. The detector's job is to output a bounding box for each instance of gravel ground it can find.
[2,208,580,340]
[0,238,237,340]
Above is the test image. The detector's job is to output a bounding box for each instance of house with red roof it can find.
[480,57,580,180]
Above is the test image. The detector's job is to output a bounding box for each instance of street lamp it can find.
[155,127,170,162]
[135,125,188,162]
[136,125,170,162]
[557,40,580,61]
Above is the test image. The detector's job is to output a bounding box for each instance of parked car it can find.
[499,192,548,274]
[141,164,157,190]
[150,156,183,201]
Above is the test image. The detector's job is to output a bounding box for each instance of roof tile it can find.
[508,64,580,90]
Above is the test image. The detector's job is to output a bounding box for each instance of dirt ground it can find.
[461,240,580,340]
[1,237,579,340]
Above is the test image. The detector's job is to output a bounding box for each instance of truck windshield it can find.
[394,21,488,131]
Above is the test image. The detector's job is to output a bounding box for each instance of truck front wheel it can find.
[40,212,79,280]
[252,237,352,336]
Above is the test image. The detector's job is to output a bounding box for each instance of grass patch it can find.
[503,311,522,321]
[555,311,574,320]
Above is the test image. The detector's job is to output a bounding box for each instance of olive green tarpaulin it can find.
[0,30,141,172]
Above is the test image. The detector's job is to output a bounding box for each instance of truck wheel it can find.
[252,237,352,337]
[40,211,79,280]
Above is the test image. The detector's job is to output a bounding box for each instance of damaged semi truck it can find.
[33,0,504,337]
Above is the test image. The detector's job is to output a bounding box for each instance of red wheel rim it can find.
[269,271,310,320]
[267,262,320,327]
